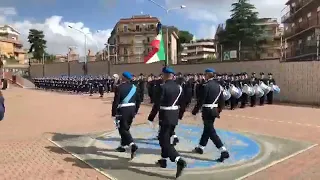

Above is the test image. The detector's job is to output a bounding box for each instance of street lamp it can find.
[104,43,118,75]
[68,25,88,64]
[147,0,186,65]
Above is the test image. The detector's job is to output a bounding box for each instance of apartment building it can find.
[0,25,26,64]
[108,15,179,64]
[281,0,320,60]
[255,18,282,60]
[180,39,216,63]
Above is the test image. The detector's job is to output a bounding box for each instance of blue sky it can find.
[0,0,286,55]
[5,0,203,36]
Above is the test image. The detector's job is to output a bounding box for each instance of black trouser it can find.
[230,96,237,110]
[117,107,135,146]
[98,86,104,96]
[240,93,248,108]
[158,124,179,162]
[250,95,256,107]
[259,95,265,105]
[199,109,223,149]
[267,91,273,104]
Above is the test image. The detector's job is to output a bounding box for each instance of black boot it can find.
[176,158,187,179]
[217,151,229,162]
[115,146,126,152]
[130,144,138,159]
[192,147,203,154]
[156,159,167,168]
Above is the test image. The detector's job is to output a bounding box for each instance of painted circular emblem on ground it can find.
[97,124,260,170]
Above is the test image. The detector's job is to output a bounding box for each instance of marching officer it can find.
[111,71,139,159]
[148,67,187,179]
[239,73,248,108]
[267,73,276,104]
[229,74,237,110]
[191,68,229,162]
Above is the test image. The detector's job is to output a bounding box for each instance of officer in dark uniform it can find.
[111,71,139,159]
[250,72,258,107]
[148,67,186,179]
[138,73,145,103]
[191,68,229,162]
[229,74,237,110]
[98,77,105,97]
[239,73,248,108]
[259,72,267,105]
[266,73,276,104]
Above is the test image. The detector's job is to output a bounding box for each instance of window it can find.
[124,48,128,55]
[123,25,128,32]
[307,36,311,41]
[147,37,150,42]
[136,25,140,31]
[307,12,312,17]
[298,39,302,44]
[149,24,155,29]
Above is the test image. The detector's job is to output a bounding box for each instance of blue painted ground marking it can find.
[98,124,260,169]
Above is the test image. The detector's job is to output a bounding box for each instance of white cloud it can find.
[165,0,287,39]
[0,7,112,56]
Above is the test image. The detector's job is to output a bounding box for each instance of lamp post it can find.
[68,25,89,75]
[104,43,118,75]
[147,0,186,65]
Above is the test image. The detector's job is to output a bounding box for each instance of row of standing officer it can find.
[217,72,276,109]
[33,76,120,97]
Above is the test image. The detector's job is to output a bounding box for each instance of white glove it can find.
[112,116,119,129]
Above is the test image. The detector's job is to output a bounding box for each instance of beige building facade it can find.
[0,25,26,64]
[180,39,216,63]
[108,15,179,64]
[281,0,320,61]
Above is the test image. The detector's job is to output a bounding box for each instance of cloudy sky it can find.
[0,0,287,55]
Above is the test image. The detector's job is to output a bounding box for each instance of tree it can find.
[28,29,47,62]
[218,0,262,48]
[177,30,193,52]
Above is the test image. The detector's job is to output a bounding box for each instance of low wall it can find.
[29,60,320,105]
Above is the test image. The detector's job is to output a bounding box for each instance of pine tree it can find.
[28,29,47,62]
[219,0,262,48]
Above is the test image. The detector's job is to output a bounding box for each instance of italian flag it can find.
[144,22,166,64]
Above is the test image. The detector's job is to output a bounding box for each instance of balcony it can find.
[117,27,156,35]
[182,47,216,54]
[281,0,315,23]
[285,40,319,60]
[284,16,320,39]
[118,40,134,45]
[0,37,22,45]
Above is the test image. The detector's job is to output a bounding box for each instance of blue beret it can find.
[162,67,175,74]
[205,68,215,73]
[122,71,133,80]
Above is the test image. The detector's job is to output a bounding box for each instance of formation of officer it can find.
[111,71,140,159]
[33,75,118,96]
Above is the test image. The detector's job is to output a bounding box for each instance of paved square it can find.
[48,124,315,180]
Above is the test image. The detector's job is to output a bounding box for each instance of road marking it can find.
[226,114,320,129]
[47,139,118,180]
[236,143,318,180]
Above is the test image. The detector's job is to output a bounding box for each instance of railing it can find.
[117,27,156,34]
[285,40,319,60]
[281,0,315,23]
[284,16,320,38]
